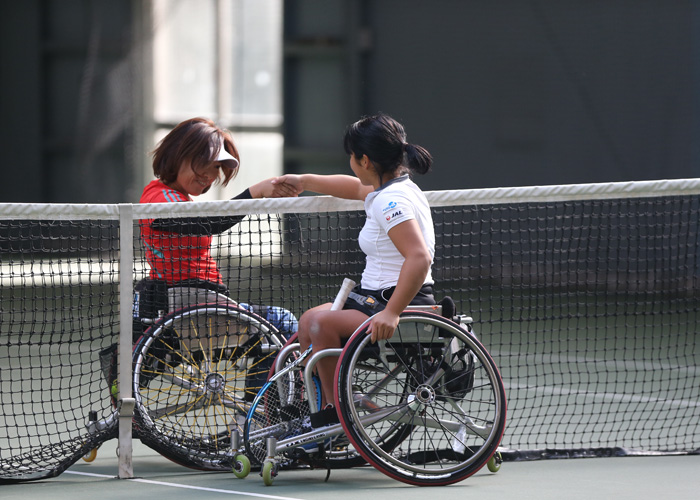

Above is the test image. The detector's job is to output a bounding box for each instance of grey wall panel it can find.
[0,0,44,202]
[363,1,694,190]
[283,0,698,190]
[0,0,138,203]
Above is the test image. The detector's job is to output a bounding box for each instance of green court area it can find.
[2,439,697,500]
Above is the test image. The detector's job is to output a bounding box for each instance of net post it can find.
[117,203,135,479]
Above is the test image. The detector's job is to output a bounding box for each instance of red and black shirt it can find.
[139,180,251,285]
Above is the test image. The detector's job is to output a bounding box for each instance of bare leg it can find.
[297,305,368,407]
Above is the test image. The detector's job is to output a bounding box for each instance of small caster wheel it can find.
[232,454,251,479]
[487,451,502,473]
[261,460,277,486]
[82,448,98,463]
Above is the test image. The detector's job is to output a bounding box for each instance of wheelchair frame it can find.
[238,305,507,486]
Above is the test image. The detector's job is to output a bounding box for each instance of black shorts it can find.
[343,284,435,316]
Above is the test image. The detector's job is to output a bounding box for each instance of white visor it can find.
[212,140,239,169]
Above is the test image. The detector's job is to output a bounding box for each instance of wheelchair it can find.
[236,302,507,486]
[89,283,288,471]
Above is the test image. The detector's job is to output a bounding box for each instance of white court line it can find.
[490,349,700,376]
[65,471,304,500]
[503,381,700,408]
[492,349,700,408]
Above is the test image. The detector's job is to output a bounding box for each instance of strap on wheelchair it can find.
[347,291,386,313]
[310,405,340,428]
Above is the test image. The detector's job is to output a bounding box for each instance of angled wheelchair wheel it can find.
[244,332,332,467]
[244,334,313,466]
[279,334,368,470]
[334,311,507,486]
[132,302,285,471]
[247,333,367,469]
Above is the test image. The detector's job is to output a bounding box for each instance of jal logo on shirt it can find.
[386,210,403,221]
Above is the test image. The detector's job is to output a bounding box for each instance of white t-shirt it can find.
[358,175,435,290]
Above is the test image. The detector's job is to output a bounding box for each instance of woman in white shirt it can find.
[273,114,436,426]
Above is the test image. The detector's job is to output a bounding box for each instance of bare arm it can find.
[366,219,433,343]
[248,177,300,198]
[272,174,373,201]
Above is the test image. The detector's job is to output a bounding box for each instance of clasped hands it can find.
[253,175,304,199]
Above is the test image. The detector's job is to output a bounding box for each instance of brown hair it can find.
[151,117,239,186]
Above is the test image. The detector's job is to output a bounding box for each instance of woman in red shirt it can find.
[138,117,298,335]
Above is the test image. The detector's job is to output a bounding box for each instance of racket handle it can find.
[330,278,356,311]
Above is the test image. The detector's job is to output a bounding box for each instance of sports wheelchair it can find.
[87,283,288,470]
[234,298,507,486]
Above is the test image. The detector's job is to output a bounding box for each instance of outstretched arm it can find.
[272,174,373,201]
[150,177,300,235]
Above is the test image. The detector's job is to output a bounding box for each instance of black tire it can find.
[335,312,506,486]
[132,302,285,471]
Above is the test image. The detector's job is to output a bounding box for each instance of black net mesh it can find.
[432,196,700,457]
[1,191,699,481]
[0,219,120,482]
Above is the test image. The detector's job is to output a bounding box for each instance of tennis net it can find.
[1,178,698,481]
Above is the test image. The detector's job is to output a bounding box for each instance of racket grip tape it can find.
[330,278,356,311]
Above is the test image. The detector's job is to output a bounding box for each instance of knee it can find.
[298,310,325,344]
[297,311,315,344]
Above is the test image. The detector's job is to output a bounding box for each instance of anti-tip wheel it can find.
[261,460,277,486]
[82,448,98,463]
[487,452,502,473]
[232,454,251,479]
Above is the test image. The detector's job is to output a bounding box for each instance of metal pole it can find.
[118,203,135,478]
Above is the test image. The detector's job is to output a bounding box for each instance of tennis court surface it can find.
[2,439,698,500]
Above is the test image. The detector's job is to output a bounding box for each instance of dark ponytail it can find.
[344,113,432,179]
[404,143,432,176]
